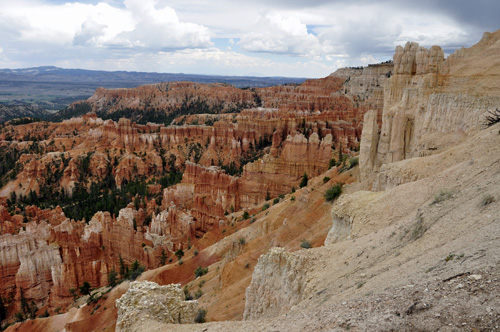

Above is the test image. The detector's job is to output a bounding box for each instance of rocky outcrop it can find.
[243,247,311,320]
[360,30,500,187]
[115,281,198,332]
[241,132,333,199]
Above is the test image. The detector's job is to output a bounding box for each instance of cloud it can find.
[0,0,497,78]
[107,0,212,50]
[238,12,331,57]
[0,0,212,51]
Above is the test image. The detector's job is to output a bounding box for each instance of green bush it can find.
[195,308,207,323]
[242,211,250,220]
[300,239,311,249]
[175,249,184,260]
[324,183,343,201]
[79,281,91,295]
[328,158,336,169]
[323,176,330,183]
[128,260,145,280]
[348,157,359,169]
[290,195,295,202]
[262,203,270,211]
[194,266,208,278]
[273,198,280,205]
[299,172,308,188]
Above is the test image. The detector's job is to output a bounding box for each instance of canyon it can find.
[0,29,499,332]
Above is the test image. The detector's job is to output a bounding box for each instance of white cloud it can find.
[0,0,492,78]
[109,0,212,49]
[238,12,331,57]
[0,0,212,50]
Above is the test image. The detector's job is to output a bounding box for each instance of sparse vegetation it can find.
[262,203,270,211]
[239,237,246,245]
[273,197,280,205]
[195,308,207,323]
[431,189,453,204]
[300,239,312,249]
[299,172,308,188]
[323,176,330,183]
[183,286,193,300]
[194,266,208,278]
[324,183,343,201]
[175,249,185,260]
[410,212,427,241]
[79,281,92,296]
[484,108,500,127]
[480,194,495,206]
[194,289,203,299]
[328,158,336,169]
[128,260,145,280]
[108,269,117,287]
[348,157,359,169]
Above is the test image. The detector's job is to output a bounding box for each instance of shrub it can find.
[159,249,168,265]
[194,249,199,256]
[195,308,207,323]
[242,211,250,220]
[291,187,296,193]
[194,289,203,299]
[328,158,336,169]
[324,183,343,201]
[431,189,453,204]
[323,176,330,183]
[348,157,359,169]
[108,269,117,287]
[484,108,500,127]
[183,286,193,300]
[481,194,495,206]
[299,172,308,188]
[128,260,145,280]
[262,203,270,211]
[79,281,91,295]
[300,239,311,249]
[273,198,280,205]
[239,237,246,245]
[290,195,295,202]
[175,249,184,260]
[194,266,208,278]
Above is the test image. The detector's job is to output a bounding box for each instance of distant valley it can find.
[0,66,306,122]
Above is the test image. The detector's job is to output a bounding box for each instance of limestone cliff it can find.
[360,30,500,188]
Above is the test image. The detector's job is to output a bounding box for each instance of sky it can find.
[0,0,498,78]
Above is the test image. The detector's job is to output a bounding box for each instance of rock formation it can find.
[115,281,198,332]
[243,247,311,320]
[360,31,500,188]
